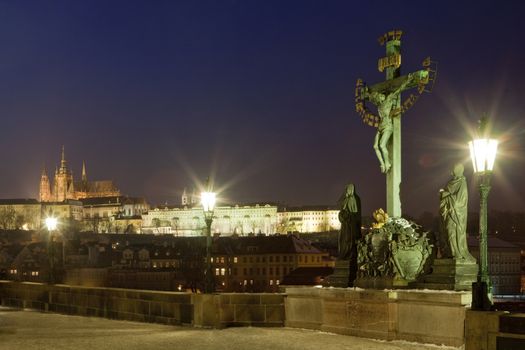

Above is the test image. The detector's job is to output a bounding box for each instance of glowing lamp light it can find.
[45,217,58,231]
[201,191,216,214]
[201,185,217,293]
[468,138,498,174]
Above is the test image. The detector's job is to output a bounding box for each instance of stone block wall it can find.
[284,286,472,347]
[193,293,285,328]
[8,280,518,348]
[0,281,193,325]
[0,280,285,328]
[465,310,525,350]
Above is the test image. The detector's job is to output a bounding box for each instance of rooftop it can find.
[467,235,521,249]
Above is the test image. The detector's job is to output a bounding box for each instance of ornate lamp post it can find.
[469,119,498,310]
[45,217,58,284]
[201,187,216,293]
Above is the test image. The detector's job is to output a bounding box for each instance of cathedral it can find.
[39,147,120,202]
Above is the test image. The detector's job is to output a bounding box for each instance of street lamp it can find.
[45,217,58,284]
[45,217,58,231]
[469,118,498,311]
[201,187,216,293]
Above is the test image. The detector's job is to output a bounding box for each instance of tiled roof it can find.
[278,205,338,212]
[0,198,39,205]
[80,196,146,206]
[281,266,334,285]
[74,180,119,193]
[213,235,325,255]
[467,236,521,249]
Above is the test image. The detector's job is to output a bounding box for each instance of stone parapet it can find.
[465,310,525,350]
[193,293,285,328]
[284,286,471,347]
[7,280,511,348]
[0,281,285,328]
[0,280,193,325]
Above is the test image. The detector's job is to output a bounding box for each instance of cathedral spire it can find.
[39,163,51,202]
[60,145,67,171]
[182,188,188,205]
[82,161,87,182]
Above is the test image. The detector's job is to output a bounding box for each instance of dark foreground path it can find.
[0,307,459,350]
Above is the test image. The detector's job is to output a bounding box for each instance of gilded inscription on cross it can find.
[355,30,436,217]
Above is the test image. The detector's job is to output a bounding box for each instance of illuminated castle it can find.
[39,146,120,202]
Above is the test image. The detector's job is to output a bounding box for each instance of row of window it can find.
[152,261,179,268]
[9,269,39,276]
[240,279,280,286]
[214,267,292,276]
[212,255,323,264]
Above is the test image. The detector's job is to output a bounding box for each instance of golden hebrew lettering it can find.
[378,54,401,72]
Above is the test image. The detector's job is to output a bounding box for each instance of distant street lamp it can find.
[45,217,58,284]
[45,217,58,231]
[201,186,216,293]
[469,118,498,311]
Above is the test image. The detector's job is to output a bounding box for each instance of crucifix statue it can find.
[355,30,436,218]
[368,74,412,174]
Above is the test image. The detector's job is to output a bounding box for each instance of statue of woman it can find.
[439,164,475,261]
[338,184,362,286]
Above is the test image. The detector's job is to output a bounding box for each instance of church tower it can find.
[181,188,188,205]
[39,166,52,202]
[54,146,75,202]
[82,161,87,182]
[78,160,89,192]
[190,187,199,205]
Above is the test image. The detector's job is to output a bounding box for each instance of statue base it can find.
[354,276,411,289]
[411,258,478,291]
[323,259,351,287]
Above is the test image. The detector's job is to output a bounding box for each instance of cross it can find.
[356,30,433,218]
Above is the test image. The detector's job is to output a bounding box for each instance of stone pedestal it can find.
[323,260,350,287]
[355,276,409,289]
[284,286,472,347]
[413,258,478,291]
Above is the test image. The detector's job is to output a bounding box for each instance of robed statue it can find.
[338,184,362,286]
[439,164,475,261]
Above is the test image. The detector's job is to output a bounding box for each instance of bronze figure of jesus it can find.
[367,73,412,173]
[355,31,434,217]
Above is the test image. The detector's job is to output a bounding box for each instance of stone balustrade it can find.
[284,286,472,347]
[6,280,521,348]
[0,281,285,328]
[465,310,525,350]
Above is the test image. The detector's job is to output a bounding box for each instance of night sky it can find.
[0,0,524,217]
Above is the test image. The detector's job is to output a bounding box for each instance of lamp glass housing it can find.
[201,191,216,213]
[45,217,58,231]
[469,138,498,173]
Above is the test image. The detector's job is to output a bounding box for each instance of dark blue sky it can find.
[0,0,524,216]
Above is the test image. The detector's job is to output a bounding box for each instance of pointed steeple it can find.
[60,145,67,171]
[182,188,188,205]
[39,163,51,202]
[82,161,87,182]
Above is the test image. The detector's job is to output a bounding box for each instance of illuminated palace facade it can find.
[39,147,120,202]
[141,196,340,236]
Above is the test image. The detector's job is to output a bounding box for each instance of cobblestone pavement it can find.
[0,307,460,350]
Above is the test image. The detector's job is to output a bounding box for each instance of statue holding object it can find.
[338,184,362,286]
[439,163,475,262]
